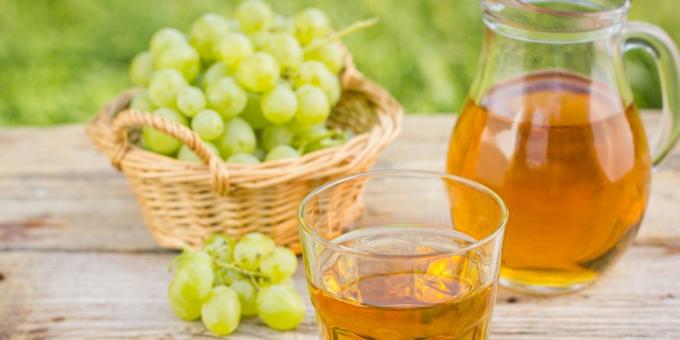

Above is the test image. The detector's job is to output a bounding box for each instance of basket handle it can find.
[111,109,231,196]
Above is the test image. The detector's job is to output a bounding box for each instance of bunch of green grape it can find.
[128,0,353,164]
[168,232,305,335]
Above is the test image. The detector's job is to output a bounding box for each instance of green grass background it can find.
[0,0,675,126]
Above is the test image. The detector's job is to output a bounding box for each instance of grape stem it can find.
[304,17,379,53]
[214,259,266,278]
[168,247,192,271]
[249,275,262,290]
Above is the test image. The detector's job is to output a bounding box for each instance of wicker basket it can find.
[86,65,402,252]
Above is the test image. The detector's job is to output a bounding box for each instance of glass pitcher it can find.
[447,0,680,294]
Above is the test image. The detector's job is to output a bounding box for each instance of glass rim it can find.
[482,0,631,36]
[298,169,509,258]
[493,0,631,18]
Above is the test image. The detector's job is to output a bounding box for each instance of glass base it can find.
[499,267,599,296]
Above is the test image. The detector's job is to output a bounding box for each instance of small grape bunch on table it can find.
[168,232,303,335]
[127,0,370,164]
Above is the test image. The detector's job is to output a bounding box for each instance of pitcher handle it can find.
[623,22,680,167]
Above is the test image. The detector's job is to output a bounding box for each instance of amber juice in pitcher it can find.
[448,71,651,291]
[446,0,680,294]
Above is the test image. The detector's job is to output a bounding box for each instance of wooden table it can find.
[1,114,679,339]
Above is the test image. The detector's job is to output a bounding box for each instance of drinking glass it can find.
[299,170,508,340]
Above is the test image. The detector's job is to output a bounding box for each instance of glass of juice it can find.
[299,170,508,340]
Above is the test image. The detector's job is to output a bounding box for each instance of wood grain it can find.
[1,247,678,339]
[1,114,679,339]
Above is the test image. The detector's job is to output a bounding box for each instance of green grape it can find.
[275,278,296,289]
[176,86,206,117]
[324,76,341,106]
[217,118,257,159]
[293,124,329,147]
[285,119,318,135]
[156,107,189,126]
[253,147,266,161]
[175,250,213,275]
[293,60,330,87]
[173,250,214,301]
[261,85,297,124]
[150,28,187,58]
[204,233,232,249]
[230,279,258,317]
[204,234,236,263]
[129,51,154,86]
[167,250,217,322]
[216,33,254,69]
[263,33,303,72]
[216,268,245,286]
[154,43,201,82]
[142,108,188,155]
[240,93,268,130]
[305,41,344,74]
[177,146,199,163]
[304,137,343,154]
[258,246,298,283]
[295,85,330,126]
[293,61,341,105]
[256,284,305,330]
[235,0,273,33]
[236,52,280,93]
[201,286,241,336]
[130,89,154,112]
[294,8,331,46]
[260,125,293,151]
[242,232,274,243]
[189,13,230,61]
[177,142,219,163]
[142,126,180,156]
[206,77,247,120]
[233,234,275,271]
[227,153,261,164]
[191,109,224,141]
[201,62,232,90]
[248,31,272,50]
[260,277,296,289]
[272,15,294,34]
[207,143,221,155]
[265,145,300,162]
[167,277,202,321]
[148,69,187,108]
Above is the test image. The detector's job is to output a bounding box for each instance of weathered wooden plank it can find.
[1,246,679,339]
[1,114,679,252]
[0,252,316,340]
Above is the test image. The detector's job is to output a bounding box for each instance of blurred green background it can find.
[0,0,675,126]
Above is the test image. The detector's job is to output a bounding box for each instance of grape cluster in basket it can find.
[128,0,360,164]
[168,233,304,335]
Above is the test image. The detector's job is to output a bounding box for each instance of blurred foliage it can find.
[0,0,675,126]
